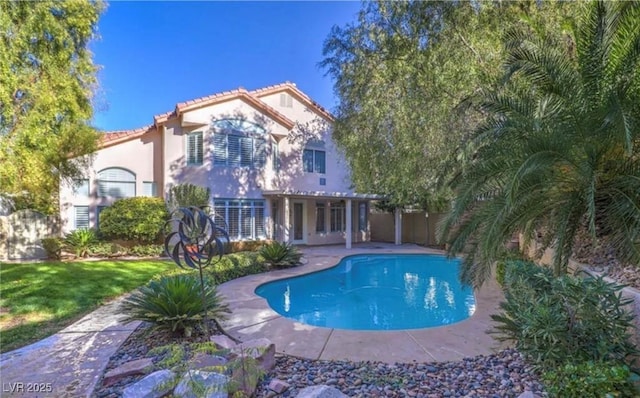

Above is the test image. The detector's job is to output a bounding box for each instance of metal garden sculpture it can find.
[164,206,230,337]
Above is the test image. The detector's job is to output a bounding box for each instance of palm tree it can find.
[440,1,640,289]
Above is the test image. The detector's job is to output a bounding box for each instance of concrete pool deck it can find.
[217,243,507,363]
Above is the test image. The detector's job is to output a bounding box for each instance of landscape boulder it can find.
[230,338,276,372]
[122,369,175,398]
[174,370,229,398]
[210,335,237,350]
[103,358,154,387]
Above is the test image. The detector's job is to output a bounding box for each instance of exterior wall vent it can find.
[279,93,293,108]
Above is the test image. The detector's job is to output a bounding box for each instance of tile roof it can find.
[251,81,334,122]
[98,125,156,149]
[99,82,333,148]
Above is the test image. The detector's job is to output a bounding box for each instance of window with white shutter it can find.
[213,133,227,165]
[97,168,136,198]
[74,206,89,229]
[186,131,203,165]
[213,199,266,241]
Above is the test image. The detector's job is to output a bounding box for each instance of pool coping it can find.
[217,243,508,364]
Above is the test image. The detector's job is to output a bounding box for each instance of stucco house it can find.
[59,82,381,247]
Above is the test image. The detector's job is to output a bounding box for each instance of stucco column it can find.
[283,197,290,243]
[394,208,402,245]
[264,197,272,240]
[345,199,352,249]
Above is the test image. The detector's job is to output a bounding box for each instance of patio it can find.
[217,243,507,363]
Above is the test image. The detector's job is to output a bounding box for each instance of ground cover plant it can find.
[0,259,174,352]
[492,260,638,396]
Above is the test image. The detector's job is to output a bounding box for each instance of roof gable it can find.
[251,82,334,122]
[98,82,328,149]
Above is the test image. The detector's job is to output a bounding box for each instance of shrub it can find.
[259,241,302,269]
[64,228,99,258]
[129,244,164,257]
[542,361,635,398]
[166,183,210,211]
[41,237,62,260]
[121,274,230,336]
[88,242,127,258]
[226,240,268,253]
[491,260,637,370]
[207,252,268,285]
[99,197,169,243]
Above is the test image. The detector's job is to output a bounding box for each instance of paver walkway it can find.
[0,297,139,398]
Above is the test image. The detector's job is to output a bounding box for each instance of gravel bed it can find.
[93,322,546,398]
[255,350,545,398]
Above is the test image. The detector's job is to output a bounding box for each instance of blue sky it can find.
[91,1,362,132]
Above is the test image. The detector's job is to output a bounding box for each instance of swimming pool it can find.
[255,254,476,330]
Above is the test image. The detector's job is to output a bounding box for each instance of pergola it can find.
[261,190,389,249]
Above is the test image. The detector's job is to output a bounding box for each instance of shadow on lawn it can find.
[0,259,174,353]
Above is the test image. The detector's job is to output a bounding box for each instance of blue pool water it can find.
[255,254,476,330]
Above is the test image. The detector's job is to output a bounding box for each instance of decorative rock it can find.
[517,392,540,398]
[296,385,348,398]
[231,338,276,372]
[190,353,228,370]
[210,335,237,350]
[103,357,154,386]
[122,369,175,398]
[268,378,290,394]
[230,365,261,397]
[174,370,229,398]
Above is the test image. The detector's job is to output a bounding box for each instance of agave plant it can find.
[259,241,302,269]
[441,1,640,288]
[63,228,99,258]
[121,274,230,336]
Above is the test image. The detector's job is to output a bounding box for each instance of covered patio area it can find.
[262,190,383,249]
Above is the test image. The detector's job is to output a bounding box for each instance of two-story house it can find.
[59,82,380,248]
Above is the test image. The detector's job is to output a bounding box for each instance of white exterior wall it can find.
[59,131,161,233]
[59,86,371,245]
[258,92,352,194]
[163,98,285,200]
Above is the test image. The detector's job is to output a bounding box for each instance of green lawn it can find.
[0,259,175,353]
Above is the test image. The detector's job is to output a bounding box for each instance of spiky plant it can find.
[63,228,99,258]
[121,274,230,336]
[259,241,302,269]
[440,1,640,288]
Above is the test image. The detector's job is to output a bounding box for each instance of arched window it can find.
[97,168,136,198]
[211,119,267,169]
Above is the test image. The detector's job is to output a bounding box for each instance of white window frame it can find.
[212,131,266,169]
[315,202,326,233]
[303,149,326,174]
[97,167,136,198]
[213,199,266,241]
[74,206,89,230]
[72,179,90,197]
[330,201,346,232]
[142,181,157,197]
[358,202,368,232]
[186,131,204,166]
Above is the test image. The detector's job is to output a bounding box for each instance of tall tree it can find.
[322,0,573,210]
[0,0,104,213]
[440,0,640,288]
